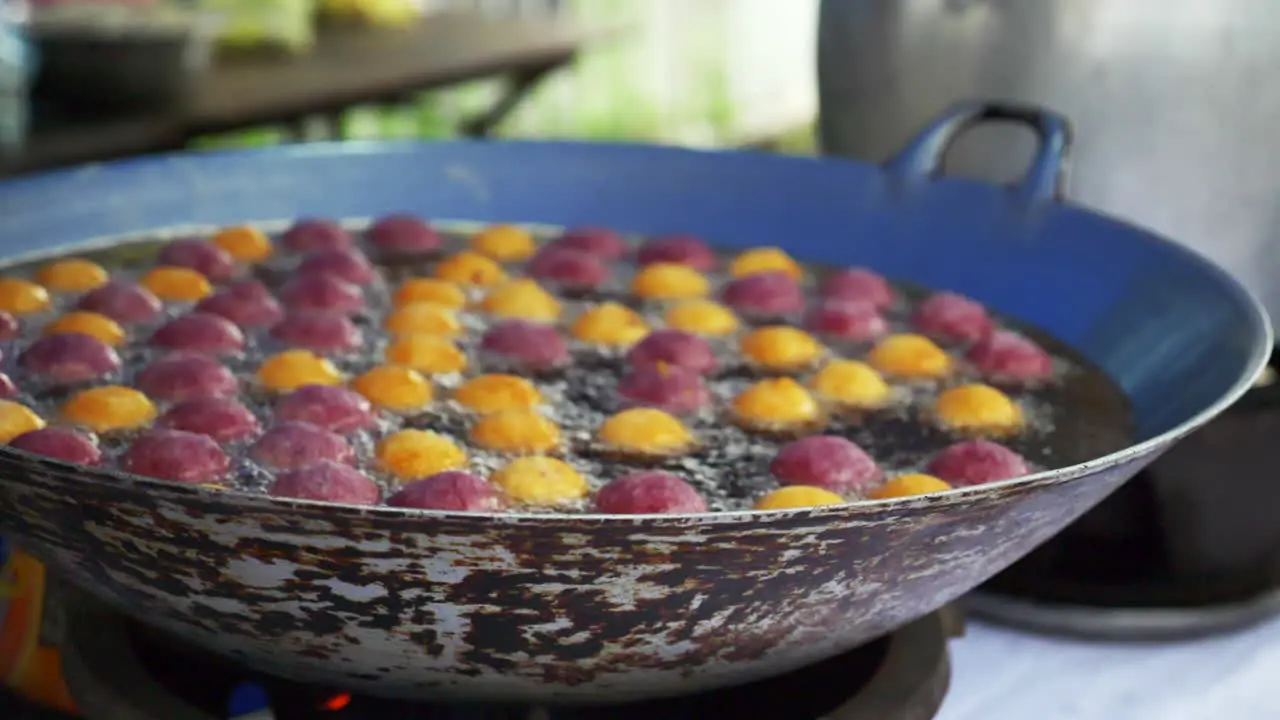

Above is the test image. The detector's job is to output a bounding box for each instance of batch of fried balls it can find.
[0,216,1065,515]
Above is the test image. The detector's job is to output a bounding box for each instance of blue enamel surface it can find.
[0,140,1268,440]
[886,100,1071,204]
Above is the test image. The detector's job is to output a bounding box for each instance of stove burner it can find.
[51,593,955,720]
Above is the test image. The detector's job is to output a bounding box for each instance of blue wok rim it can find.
[0,140,1271,524]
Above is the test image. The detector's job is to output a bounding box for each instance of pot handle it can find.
[885,101,1073,203]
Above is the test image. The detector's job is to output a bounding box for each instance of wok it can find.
[0,102,1269,703]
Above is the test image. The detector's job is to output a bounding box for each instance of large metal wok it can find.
[0,103,1269,703]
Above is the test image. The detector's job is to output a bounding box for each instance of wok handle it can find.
[886,101,1073,203]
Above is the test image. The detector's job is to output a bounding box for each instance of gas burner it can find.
[47,592,956,720]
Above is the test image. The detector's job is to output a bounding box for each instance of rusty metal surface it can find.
[0,445,1154,702]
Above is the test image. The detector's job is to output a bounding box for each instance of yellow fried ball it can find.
[0,278,51,315]
[352,365,433,413]
[140,266,212,303]
[570,303,650,347]
[934,383,1023,434]
[256,350,343,393]
[453,374,542,414]
[433,251,507,287]
[375,429,467,482]
[868,474,952,500]
[470,409,561,454]
[0,401,45,444]
[34,258,109,293]
[62,386,156,434]
[385,334,469,375]
[490,456,588,506]
[470,224,537,262]
[808,360,891,409]
[664,299,739,337]
[732,377,822,432]
[597,408,695,457]
[212,225,273,263]
[384,302,462,337]
[43,311,126,347]
[867,333,952,380]
[730,247,803,280]
[631,262,710,301]
[393,278,467,310]
[755,486,845,510]
[479,279,562,322]
[740,326,824,372]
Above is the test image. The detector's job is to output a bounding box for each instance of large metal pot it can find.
[817,0,1280,635]
[818,0,1280,322]
[0,105,1268,702]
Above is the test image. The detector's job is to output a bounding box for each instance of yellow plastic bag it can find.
[199,0,317,54]
[322,0,424,29]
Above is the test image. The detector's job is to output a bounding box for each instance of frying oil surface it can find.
[0,219,1134,514]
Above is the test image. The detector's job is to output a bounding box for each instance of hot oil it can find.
[0,221,1136,513]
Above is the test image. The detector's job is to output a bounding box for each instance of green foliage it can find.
[190,0,812,149]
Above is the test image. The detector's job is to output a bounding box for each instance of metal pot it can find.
[0,105,1267,702]
[817,0,1280,323]
[816,0,1280,636]
[28,3,218,113]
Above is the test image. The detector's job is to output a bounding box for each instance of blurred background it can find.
[0,0,821,175]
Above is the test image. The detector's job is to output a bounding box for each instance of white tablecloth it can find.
[939,617,1280,720]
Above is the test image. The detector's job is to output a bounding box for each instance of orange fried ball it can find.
[664,299,739,337]
[490,456,588,506]
[732,377,823,432]
[868,474,952,500]
[453,374,542,414]
[393,278,467,310]
[730,247,803,280]
[43,311,126,347]
[740,326,824,372]
[933,384,1023,435]
[375,429,467,482]
[808,360,891,410]
[470,224,537,262]
[0,401,46,444]
[62,386,156,433]
[755,486,844,510]
[352,365,433,413]
[434,251,507,287]
[597,408,696,458]
[470,409,561,454]
[256,350,343,393]
[867,333,952,380]
[140,266,212,302]
[212,225,273,263]
[570,303,650,347]
[0,278,51,315]
[631,262,710,301]
[383,302,462,337]
[35,258,109,293]
[384,334,469,375]
[479,279,562,322]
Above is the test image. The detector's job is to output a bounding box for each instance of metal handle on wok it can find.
[885,100,1073,203]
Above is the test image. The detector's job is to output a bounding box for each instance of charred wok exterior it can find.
[0,109,1268,700]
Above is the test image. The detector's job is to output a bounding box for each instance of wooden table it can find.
[2,11,594,177]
